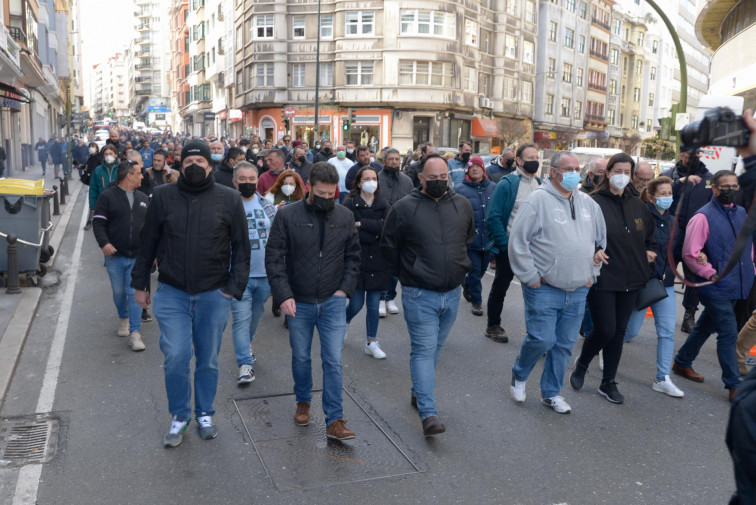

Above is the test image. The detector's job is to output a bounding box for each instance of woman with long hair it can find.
[342,167,392,359]
[264,169,306,207]
[570,153,657,404]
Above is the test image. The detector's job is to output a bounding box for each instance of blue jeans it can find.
[104,255,141,333]
[624,285,676,381]
[153,283,231,420]
[513,284,588,399]
[288,295,347,426]
[346,288,382,340]
[464,249,487,305]
[675,295,741,390]
[402,286,461,420]
[231,277,270,367]
[582,304,593,335]
[382,276,399,302]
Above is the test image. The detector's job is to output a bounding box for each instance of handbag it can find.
[635,255,669,311]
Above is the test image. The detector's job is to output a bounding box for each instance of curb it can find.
[0,180,83,411]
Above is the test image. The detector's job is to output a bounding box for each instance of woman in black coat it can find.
[342,167,392,359]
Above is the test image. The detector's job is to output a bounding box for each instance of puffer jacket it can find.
[455,177,495,251]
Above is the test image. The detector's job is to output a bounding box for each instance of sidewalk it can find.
[0,177,84,410]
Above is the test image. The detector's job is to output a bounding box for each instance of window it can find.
[523,40,534,64]
[637,32,644,47]
[320,62,333,86]
[609,79,617,94]
[577,35,585,53]
[506,0,518,15]
[545,94,555,115]
[574,101,582,119]
[465,19,478,46]
[399,61,453,87]
[578,1,587,18]
[631,115,638,129]
[256,63,274,87]
[610,48,619,65]
[648,93,654,106]
[650,67,656,80]
[505,34,517,59]
[254,15,274,39]
[633,87,640,102]
[636,60,642,75]
[563,63,572,83]
[235,28,242,48]
[236,69,243,90]
[607,109,615,125]
[320,15,333,38]
[463,66,477,92]
[345,11,374,36]
[652,40,658,53]
[549,21,557,42]
[400,10,456,38]
[566,0,576,11]
[561,97,571,117]
[292,64,305,87]
[525,0,536,23]
[547,58,556,78]
[292,17,305,39]
[504,77,517,100]
[483,31,491,53]
[576,68,583,86]
[564,28,574,48]
[345,61,373,85]
[521,81,533,103]
[613,19,621,35]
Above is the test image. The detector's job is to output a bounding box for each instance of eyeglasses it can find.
[637,177,653,183]
[717,185,739,190]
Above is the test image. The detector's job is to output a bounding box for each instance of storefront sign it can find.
[203,112,216,121]
[534,131,556,141]
[218,110,228,120]
[229,109,243,123]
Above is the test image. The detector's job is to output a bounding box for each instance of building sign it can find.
[534,131,557,141]
[147,105,170,113]
[218,110,228,120]
[228,109,243,122]
[203,112,216,121]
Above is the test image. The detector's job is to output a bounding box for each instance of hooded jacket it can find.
[381,187,475,292]
[214,162,235,188]
[89,161,119,210]
[455,177,496,251]
[508,179,606,290]
[661,159,713,232]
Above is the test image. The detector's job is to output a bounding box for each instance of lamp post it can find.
[313,0,322,146]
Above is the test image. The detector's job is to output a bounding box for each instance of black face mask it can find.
[425,180,448,199]
[382,164,399,173]
[461,152,471,163]
[687,156,700,171]
[505,158,515,168]
[592,174,601,185]
[311,194,334,212]
[322,148,332,154]
[717,189,737,206]
[183,163,207,185]
[298,155,306,164]
[522,161,539,174]
[238,183,257,198]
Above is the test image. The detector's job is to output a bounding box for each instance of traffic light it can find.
[349,107,356,124]
[342,118,350,131]
[283,118,290,130]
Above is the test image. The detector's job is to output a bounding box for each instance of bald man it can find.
[210,140,225,172]
[632,161,655,196]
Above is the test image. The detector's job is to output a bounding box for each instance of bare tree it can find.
[498,118,530,148]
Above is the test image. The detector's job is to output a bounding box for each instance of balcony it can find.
[587,82,607,93]
[590,50,608,62]
[585,114,607,123]
[138,23,150,31]
[8,27,25,45]
[591,17,610,31]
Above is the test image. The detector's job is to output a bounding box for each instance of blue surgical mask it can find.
[655,196,673,210]
[211,153,223,162]
[560,171,580,191]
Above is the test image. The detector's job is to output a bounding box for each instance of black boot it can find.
[570,360,588,390]
[681,308,697,333]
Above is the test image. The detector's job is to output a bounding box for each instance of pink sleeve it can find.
[683,213,716,279]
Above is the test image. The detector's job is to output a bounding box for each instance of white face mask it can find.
[241,146,248,152]
[361,180,378,195]
[252,148,259,155]
[104,155,116,164]
[346,148,354,154]
[89,147,96,154]
[281,184,296,196]
[369,157,375,163]
[610,173,631,191]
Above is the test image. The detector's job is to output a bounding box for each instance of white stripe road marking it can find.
[12,203,89,505]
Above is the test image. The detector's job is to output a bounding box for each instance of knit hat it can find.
[181,139,212,164]
[468,156,486,169]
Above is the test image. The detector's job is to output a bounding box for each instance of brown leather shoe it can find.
[326,419,355,440]
[422,416,446,436]
[672,363,704,383]
[729,388,738,403]
[294,402,310,426]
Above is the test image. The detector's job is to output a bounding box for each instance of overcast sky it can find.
[80,0,135,72]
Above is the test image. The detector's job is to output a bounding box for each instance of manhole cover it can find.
[0,415,59,466]
[234,389,420,491]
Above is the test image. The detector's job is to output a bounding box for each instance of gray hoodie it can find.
[508,179,606,291]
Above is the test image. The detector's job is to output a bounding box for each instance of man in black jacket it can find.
[312,139,335,163]
[93,160,149,352]
[286,144,313,184]
[344,145,383,191]
[131,139,250,448]
[265,162,361,441]
[381,153,475,436]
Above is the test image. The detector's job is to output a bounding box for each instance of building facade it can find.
[130,0,170,127]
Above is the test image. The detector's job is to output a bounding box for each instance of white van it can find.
[133,121,146,131]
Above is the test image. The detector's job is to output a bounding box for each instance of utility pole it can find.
[65,0,75,178]
[313,0,322,147]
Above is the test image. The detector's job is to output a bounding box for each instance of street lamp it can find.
[313,0,322,147]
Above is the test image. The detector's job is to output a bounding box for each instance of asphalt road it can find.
[0,189,738,505]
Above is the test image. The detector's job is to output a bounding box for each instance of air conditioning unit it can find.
[480,97,492,108]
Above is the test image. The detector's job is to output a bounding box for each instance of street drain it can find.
[0,415,59,465]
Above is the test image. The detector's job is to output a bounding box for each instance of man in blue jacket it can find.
[447,140,472,186]
[456,156,495,316]
[485,143,541,342]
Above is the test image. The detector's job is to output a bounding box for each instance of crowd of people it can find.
[79,115,756,501]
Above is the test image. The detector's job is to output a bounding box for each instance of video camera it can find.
[680,106,750,150]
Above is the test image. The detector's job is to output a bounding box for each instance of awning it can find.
[472,118,502,138]
[0,82,31,103]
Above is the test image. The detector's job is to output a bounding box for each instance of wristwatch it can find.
[709,273,719,281]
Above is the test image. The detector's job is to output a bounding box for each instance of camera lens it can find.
[680,120,701,148]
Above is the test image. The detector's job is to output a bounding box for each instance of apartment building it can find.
[169,0,189,131]
[579,0,613,147]
[205,0,235,138]
[130,0,170,127]
[180,0,213,136]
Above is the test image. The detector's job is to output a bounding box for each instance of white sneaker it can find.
[128,331,145,351]
[510,377,526,403]
[378,300,387,318]
[238,364,255,384]
[364,341,387,359]
[117,318,130,337]
[599,350,604,371]
[652,375,684,398]
[541,395,571,414]
[387,300,399,314]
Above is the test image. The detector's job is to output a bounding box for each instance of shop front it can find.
[471,118,503,154]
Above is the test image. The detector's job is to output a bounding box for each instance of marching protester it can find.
[343,167,391,359]
[265,162,361,441]
[381,153,475,436]
[131,139,250,447]
[508,151,606,414]
[214,147,245,188]
[286,143,313,184]
[486,147,516,183]
[630,161,655,196]
[35,137,49,176]
[256,149,289,196]
[146,150,179,188]
[327,145,353,203]
[447,140,472,185]
[580,158,607,195]
[230,161,277,385]
[344,145,383,191]
[92,160,150,352]
[87,144,121,231]
[406,142,434,188]
[455,156,495,316]
[264,169,306,207]
[571,153,656,404]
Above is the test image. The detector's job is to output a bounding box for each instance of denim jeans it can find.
[624,285,676,381]
[402,286,461,420]
[675,295,741,390]
[288,295,347,426]
[346,288,382,340]
[513,284,588,399]
[464,249,487,305]
[582,304,593,336]
[153,283,231,420]
[104,255,141,333]
[231,277,270,367]
[382,276,399,302]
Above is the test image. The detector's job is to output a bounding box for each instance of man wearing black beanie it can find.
[131,138,251,448]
